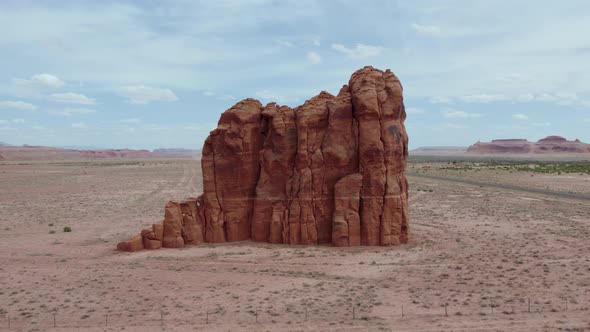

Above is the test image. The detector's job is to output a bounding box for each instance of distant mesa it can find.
[0,145,199,161]
[467,136,590,154]
[117,66,410,251]
[410,146,467,155]
[153,148,201,158]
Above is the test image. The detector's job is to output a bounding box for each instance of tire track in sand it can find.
[131,162,189,213]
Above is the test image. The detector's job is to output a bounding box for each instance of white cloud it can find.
[495,73,528,83]
[584,118,590,122]
[118,86,178,104]
[444,123,466,129]
[430,96,452,104]
[410,23,441,36]
[276,35,321,49]
[433,92,590,109]
[406,107,425,115]
[512,113,529,120]
[535,93,557,103]
[517,93,535,102]
[459,94,506,103]
[0,101,37,111]
[34,74,65,88]
[202,91,235,101]
[143,124,169,131]
[12,118,25,124]
[255,90,288,103]
[306,51,321,64]
[331,43,383,59]
[442,109,482,118]
[31,125,47,131]
[554,92,578,101]
[277,40,294,48]
[120,118,142,124]
[0,120,6,124]
[529,92,590,107]
[48,93,96,105]
[220,94,236,100]
[13,73,65,88]
[47,108,95,116]
[532,122,550,127]
[71,122,88,129]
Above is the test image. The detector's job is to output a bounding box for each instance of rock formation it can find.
[117,66,409,251]
[467,136,590,154]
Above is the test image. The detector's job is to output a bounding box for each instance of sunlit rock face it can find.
[117,66,409,251]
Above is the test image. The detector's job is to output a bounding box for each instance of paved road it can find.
[407,172,590,201]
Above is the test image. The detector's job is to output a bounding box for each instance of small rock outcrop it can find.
[117,66,409,251]
[467,136,590,154]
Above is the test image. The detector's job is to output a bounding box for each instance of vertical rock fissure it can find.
[351,99,363,243]
[250,122,263,240]
[377,74,388,246]
[210,144,223,242]
[317,101,329,244]
[377,73,391,245]
[289,109,302,244]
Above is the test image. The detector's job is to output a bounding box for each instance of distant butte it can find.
[467,136,590,154]
[0,145,199,160]
[117,66,410,251]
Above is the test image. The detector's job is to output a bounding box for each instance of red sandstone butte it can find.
[117,66,409,251]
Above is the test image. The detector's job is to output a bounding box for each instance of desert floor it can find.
[1,159,589,331]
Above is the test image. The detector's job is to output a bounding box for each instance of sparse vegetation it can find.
[63,226,72,233]
[434,161,590,174]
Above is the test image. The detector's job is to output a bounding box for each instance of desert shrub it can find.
[63,226,72,233]
[49,230,56,234]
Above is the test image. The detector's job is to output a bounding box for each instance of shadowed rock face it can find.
[117,66,409,251]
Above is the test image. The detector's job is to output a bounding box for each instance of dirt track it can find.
[408,172,590,201]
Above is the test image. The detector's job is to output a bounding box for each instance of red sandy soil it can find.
[1,159,589,331]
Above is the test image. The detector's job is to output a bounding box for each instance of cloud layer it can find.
[1,1,589,149]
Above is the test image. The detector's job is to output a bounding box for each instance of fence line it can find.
[2,295,589,329]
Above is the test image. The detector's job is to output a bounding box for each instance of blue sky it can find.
[1,0,589,149]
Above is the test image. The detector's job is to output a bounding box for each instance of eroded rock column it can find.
[349,67,409,246]
[201,99,264,242]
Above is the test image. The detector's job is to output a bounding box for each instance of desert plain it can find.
[1,157,590,331]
